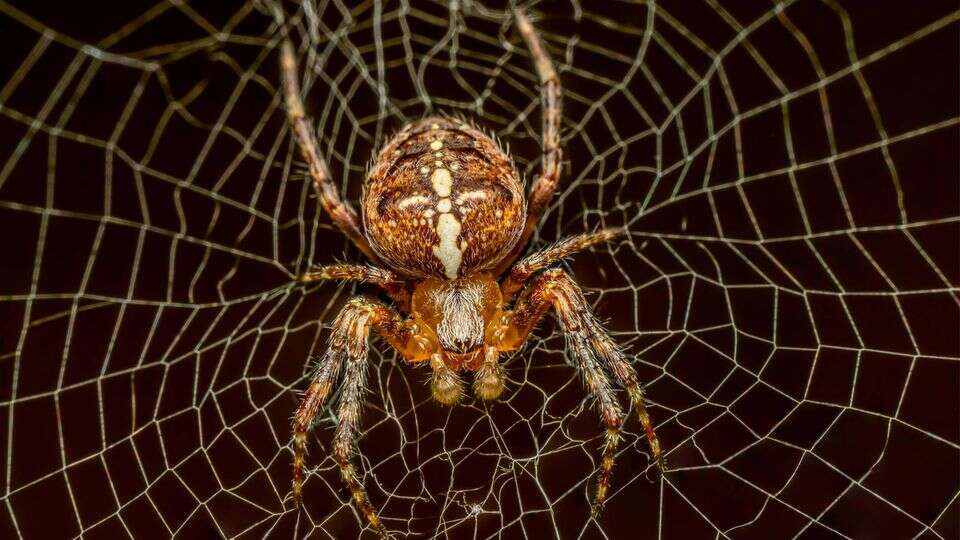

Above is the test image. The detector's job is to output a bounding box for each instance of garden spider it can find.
[283,10,664,536]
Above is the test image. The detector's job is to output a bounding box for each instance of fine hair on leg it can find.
[496,268,665,512]
[280,40,382,264]
[497,10,565,273]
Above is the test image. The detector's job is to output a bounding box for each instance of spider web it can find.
[0,0,957,538]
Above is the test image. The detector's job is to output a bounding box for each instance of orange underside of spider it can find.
[282,10,665,539]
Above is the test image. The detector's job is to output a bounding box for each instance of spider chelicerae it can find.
[282,11,664,536]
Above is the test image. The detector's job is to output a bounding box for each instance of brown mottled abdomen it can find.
[363,116,526,279]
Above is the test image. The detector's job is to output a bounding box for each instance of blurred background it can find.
[0,0,957,538]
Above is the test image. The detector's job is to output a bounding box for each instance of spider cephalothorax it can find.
[283,11,664,537]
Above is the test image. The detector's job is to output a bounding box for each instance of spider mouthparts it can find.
[430,356,464,405]
[473,347,505,400]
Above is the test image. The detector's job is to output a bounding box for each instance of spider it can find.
[282,11,664,536]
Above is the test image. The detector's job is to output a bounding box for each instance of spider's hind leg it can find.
[280,41,382,265]
[496,10,565,274]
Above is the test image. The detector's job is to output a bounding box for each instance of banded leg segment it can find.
[566,323,626,513]
[495,269,664,511]
[500,229,625,300]
[332,337,385,537]
[601,347,666,474]
[291,357,341,504]
[498,11,565,274]
[280,41,382,264]
[300,263,410,311]
[291,297,430,537]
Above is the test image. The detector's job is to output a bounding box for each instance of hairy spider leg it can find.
[494,269,664,513]
[500,229,625,300]
[291,297,431,538]
[300,263,411,311]
[497,10,564,274]
[291,356,341,504]
[280,41,382,265]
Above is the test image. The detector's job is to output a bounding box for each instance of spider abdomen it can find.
[363,116,526,279]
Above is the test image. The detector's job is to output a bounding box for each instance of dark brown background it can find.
[0,1,957,539]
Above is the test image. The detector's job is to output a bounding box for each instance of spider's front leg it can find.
[495,269,665,514]
[291,296,430,538]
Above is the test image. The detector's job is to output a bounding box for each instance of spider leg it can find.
[332,331,385,537]
[300,263,411,311]
[496,10,564,274]
[291,354,341,504]
[495,269,664,513]
[280,41,382,265]
[292,297,431,538]
[500,229,625,300]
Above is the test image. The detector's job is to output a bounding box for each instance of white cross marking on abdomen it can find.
[427,161,463,278]
[432,213,462,279]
